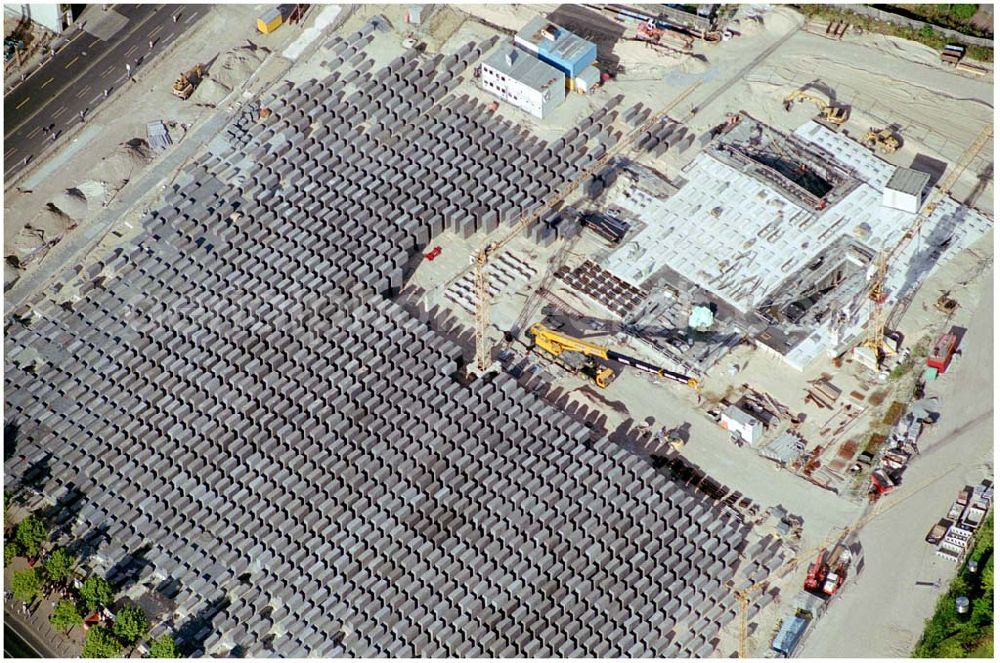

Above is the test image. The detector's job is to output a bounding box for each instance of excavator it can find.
[527,324,699,390]
[171,63,204,100]
[783,90,849,126]
[862,127,900,154]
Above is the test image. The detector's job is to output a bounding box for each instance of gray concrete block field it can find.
[4,22,783,657]
[4,3,993,659]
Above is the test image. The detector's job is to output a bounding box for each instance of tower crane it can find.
[861,121,993,366]
[473,82,702,373]
[732,465,960,657]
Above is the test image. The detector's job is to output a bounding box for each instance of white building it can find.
[720,405,763,445]
[882,166,930,214]
[3,3,70,34]
[480,42,566,119]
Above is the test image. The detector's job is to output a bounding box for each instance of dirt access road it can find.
[798,269,994,657]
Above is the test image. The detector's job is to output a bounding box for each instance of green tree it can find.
[79,576,114,613]
[4,540,20,567]
[49,599,84,632]
[14,514,47,559]
[147,633,178,658]
[10,567,42,603]
[44,547,75,584]
[82,626,123,658]
[113,605,150,645]
[949,4,977,20]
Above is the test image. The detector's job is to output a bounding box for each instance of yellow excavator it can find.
[783,90,849,125]
[528,324,699,390]
[171,63,204,100]
[862,127,900,154]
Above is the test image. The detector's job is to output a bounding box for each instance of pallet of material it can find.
[957,61,988,76]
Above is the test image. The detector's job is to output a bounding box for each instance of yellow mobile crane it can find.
[473,82,702,373]
[782,90,849,125]
[528,324,699,389]
[861,121,993,366]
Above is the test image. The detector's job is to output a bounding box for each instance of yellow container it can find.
[257,8,283,34]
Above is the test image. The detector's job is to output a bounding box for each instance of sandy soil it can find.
[799,259,993,657]
[3,4,301,286]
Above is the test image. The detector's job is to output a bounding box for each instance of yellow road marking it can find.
[26,127,41,139]
[52,106,67,119]
[149,24,164,37]
[90,38,100,47]
[64,56,79,69]
[15,97,30,109]
[124,45,137,58]
[5,147,17,158]
[40,76,54,88]
[76,85,91,99]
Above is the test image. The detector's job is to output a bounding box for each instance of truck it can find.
[926,519,951,545]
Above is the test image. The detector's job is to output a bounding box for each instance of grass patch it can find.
[882,401,906,426]
[792,5,994,62]
[913,513,993,657]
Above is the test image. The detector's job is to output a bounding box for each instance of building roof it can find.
[772,615,810,655]
[483,42,564,92]
[516,15,595,67]
[721,404,761,427]
[885,166,930,197]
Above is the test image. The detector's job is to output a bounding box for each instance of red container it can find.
[927,333,957,373]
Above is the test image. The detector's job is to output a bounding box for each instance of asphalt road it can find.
[4,4,210,182]
[5,611,52,658]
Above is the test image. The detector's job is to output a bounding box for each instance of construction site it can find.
[3,3,994,659]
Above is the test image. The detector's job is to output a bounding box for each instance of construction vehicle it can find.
[782,90,848,125]
[472,82,702,373]
[862,127,900,154]
[934,292,958,314]
[527,324,699,389]
[860,122,992,368]
[171,64,204,100]
[803,544,850,596]
[732,467,954,656]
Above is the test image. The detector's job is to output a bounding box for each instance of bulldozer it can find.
[171,64,204,100]
[783,90,849,125]
[862,127,900,154]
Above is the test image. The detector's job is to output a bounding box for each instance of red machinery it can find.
[927,332,958,373]
[804,545,851,597]
[803,551,826,591]
[637,19,663,42]
[869,468,896,501]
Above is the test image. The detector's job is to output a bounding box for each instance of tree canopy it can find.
[49,599,84,631]
[10,567,42,603]
[14,514,47,559]
[4,540,19,567]
[82,626,123,658]
[113,605,150,645]
[79,575,114,613]
[147,633,178,658]
[45,547,76,584]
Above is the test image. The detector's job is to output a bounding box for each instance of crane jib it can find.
[605,350,691,384]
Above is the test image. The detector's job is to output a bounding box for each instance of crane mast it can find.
[863,121,992,366]
[472,82,702,373]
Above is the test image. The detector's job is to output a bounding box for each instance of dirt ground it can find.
[799,259,993,657]
[3,4,302,289]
